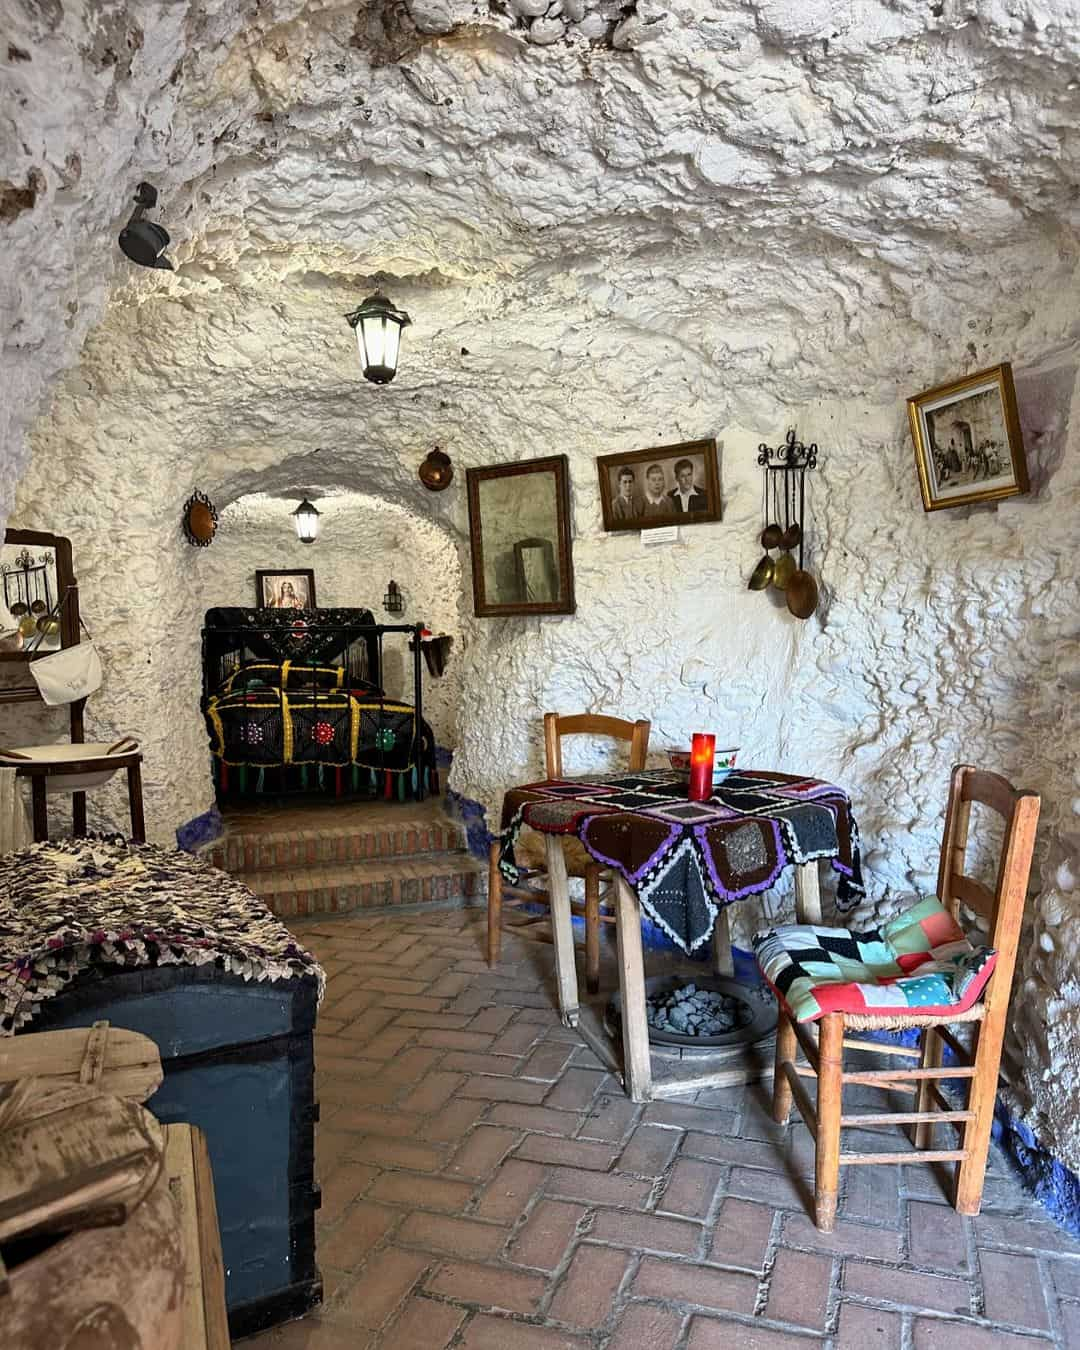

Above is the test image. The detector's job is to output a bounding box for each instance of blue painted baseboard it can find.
[177,805,223,853]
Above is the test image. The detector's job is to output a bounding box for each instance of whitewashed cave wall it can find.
[198,492,463,749]
[3,0,1080,1188]
[447,307,1080,1167]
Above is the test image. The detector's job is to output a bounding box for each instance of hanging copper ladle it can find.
[772,552,796,589]
[786,569,819,619]
[770,470,797,589]
[748,554,774,590]
[749,474,779,589]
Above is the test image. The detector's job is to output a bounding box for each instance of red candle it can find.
[688,733,715,801]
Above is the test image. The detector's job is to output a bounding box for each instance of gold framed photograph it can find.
[596,438,721,532]
[907,362,1029,511]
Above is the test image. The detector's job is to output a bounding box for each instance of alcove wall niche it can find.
[197,491,464,756]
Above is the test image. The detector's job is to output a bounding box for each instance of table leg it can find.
[712,906,734,978]
[794,860,822,924]
[543,834,579,1029]
[127,761,146,843]
[30,776,48,842]
[613,873,651,1102]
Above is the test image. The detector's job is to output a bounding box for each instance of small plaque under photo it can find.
[641,525,680,547]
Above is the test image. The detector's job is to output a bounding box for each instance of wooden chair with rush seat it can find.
[487,712,651,994]
[754,764,1040,1232]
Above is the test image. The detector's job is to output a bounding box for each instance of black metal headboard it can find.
[201,607,383,699]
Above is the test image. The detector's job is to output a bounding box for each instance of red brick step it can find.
[232,853,486,919]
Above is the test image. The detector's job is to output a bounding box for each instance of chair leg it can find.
[772,1006,796,1124]
[911,1026,943,1150]
[955,1017,1007,1216]
[487,840,503,967]
[584,866,601,995]
[815,1013,844,1233]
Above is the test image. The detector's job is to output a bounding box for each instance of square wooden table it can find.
[498,768,864,1101]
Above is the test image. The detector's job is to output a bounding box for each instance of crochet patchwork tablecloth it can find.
[0,836,325,1033]
[499,768,864,954]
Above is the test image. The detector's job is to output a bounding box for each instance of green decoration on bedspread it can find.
[375,726,396,752]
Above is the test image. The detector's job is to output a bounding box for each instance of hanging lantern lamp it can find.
[291,496,320,544]
[345,290,412,384]
[383,579,404,614]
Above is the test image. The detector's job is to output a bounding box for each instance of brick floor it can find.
[246,905,1080,1348]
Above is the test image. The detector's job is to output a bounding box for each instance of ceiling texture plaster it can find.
[3,1,1080,1171]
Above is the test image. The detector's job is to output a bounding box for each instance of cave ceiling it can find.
[3,0,1080,516]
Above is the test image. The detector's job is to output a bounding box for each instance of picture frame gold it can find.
[596,438,721,532]
[907,362,1028,512]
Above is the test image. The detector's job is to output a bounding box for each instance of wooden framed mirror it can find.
[0,530,78,660]
[466,456,576,617]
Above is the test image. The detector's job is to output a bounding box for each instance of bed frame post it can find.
[413,624,426,801]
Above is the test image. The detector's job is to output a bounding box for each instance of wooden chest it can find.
[18,962,321,1339]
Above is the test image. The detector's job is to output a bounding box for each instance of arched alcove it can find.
[199,489,464,754]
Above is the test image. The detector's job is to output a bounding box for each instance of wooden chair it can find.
[488,712,651,994]
[768,764,1040,1231]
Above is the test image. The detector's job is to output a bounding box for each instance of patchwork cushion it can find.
[753,896,997,1023]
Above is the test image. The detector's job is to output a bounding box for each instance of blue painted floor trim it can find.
[177,806,223,853]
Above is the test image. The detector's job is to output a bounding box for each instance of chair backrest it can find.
[937,764,1041,1015]
[543,712,651,779]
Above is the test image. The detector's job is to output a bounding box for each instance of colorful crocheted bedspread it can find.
[499,769,864,954]
[206,683,425,773]
[0,837,325,1033]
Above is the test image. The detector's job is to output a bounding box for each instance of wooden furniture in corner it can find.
[770,764,1041,1231]
[1,739,146,843]
[163,1122,230,1350]
[0,530,89,834]
[488,712,651,994]
[0,1021,162,1102]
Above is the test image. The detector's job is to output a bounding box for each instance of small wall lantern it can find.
[345,290,412,384]
[383,580,404,614]
[291,496,320,544]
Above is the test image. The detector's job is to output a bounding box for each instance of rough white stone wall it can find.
[3,0,1080,1175]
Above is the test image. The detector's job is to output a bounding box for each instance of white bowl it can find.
[667,747,739,780]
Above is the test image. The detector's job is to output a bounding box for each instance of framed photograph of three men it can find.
[597,437,721,532]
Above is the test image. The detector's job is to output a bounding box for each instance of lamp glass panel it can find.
[382,320,401,372]
[295,508,319,542]
[359,313,388,370]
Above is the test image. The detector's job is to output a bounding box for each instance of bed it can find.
[201,606,437,804]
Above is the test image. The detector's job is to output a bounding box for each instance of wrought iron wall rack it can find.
[756,428,818,572]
